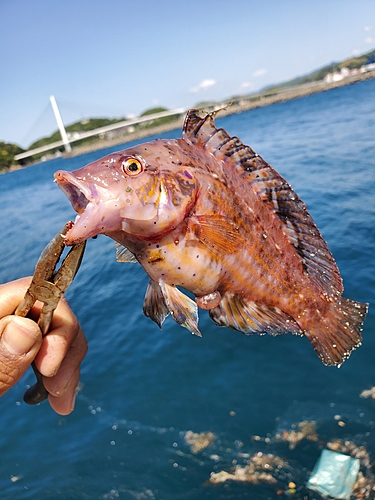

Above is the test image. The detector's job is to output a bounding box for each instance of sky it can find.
[1,0,374,148]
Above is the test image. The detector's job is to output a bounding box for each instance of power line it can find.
[20,103,56,146]
[57,99,128,119]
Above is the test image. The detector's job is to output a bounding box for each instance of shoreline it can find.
[8,69,375,171]
[64,69,375,158]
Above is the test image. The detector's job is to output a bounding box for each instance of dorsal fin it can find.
[218,142,343,297]
[182,109,218,145]
[182,110,343,298]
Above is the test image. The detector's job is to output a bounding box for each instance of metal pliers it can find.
[14,222,86,405]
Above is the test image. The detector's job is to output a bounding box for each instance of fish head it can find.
[54,141,198,245]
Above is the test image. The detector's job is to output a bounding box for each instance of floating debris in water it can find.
[352,472,375,499]
[307,449,360,499]
[326,439,375,498]
[327,439,372,468]
[360,386,375,400]
[208,452,286,485]
[263,420,319,450]
[10,475,23,483]
[184,430,216,454]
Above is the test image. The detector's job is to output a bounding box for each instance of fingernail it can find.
[2,317,39,356]
[69,389,77,413]
[47,367,78,398]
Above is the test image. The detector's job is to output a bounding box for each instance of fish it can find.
[54,109,368,366]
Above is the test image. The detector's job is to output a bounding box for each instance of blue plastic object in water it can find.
[307,449,360,499]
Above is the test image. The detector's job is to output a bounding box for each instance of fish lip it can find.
[54,170,91,214]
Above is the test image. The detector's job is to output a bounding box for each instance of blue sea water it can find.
[0,79,374,499]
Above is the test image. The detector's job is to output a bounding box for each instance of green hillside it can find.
[263,48,375,93]
[29,117,126,150]
[2,48,375,172]
[0,142,25,171]
[28,107,172,155]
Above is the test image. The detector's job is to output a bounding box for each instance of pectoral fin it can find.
[159,282,202,337]
[115,243,138,263]
[190,215,242,255]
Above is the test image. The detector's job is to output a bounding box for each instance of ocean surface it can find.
[0,79,374,500]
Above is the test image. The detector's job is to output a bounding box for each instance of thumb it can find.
[0,316,42,396]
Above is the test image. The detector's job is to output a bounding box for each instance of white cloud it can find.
[253,68,267,78]
[200,79,216,89]
[364,26,373,31]
[190,79,216,93]
[365,36,375,44]
[241,82,252,88]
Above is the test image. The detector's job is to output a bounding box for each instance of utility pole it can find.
[49,95,72,153]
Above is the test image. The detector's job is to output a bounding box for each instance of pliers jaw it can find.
[14,222,86,405]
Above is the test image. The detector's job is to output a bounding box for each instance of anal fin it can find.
[209,293,302,336]
[159,281,202,337]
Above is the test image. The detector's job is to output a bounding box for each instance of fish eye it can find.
[122,158,143,176]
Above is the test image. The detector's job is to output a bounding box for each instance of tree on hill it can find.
[139,107,181,128]
[0,142,25,171]
[140,107,168,116]
[29,117,126,150]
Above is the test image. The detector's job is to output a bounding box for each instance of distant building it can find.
[365,55,375,72]
[324,64,370,83]
[324,68,348,83]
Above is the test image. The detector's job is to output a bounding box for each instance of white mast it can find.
[49,95,72,153]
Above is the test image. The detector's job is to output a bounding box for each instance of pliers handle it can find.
[14,222,86,405]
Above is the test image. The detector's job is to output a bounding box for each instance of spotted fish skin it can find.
[54,110,368,366]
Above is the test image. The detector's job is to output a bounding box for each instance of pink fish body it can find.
[55,110,368,366]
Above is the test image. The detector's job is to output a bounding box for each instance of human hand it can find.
[0,277,87,415]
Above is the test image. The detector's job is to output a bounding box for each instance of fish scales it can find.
[54,109,368,366]
[189,112,343,297]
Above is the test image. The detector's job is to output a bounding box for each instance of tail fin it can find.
[305,298,368,366]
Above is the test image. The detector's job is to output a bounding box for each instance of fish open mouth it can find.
[54,171,91,214]
[55,169,125,245]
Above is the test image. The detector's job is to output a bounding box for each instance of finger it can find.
[0,316,42,396]
[0,277,33,316]
[0,278,88,415]
[34,296,83,377]
[41,321,87,416]
[43,325,87,397]
[48,368,80,416]
[0,279,84,379]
